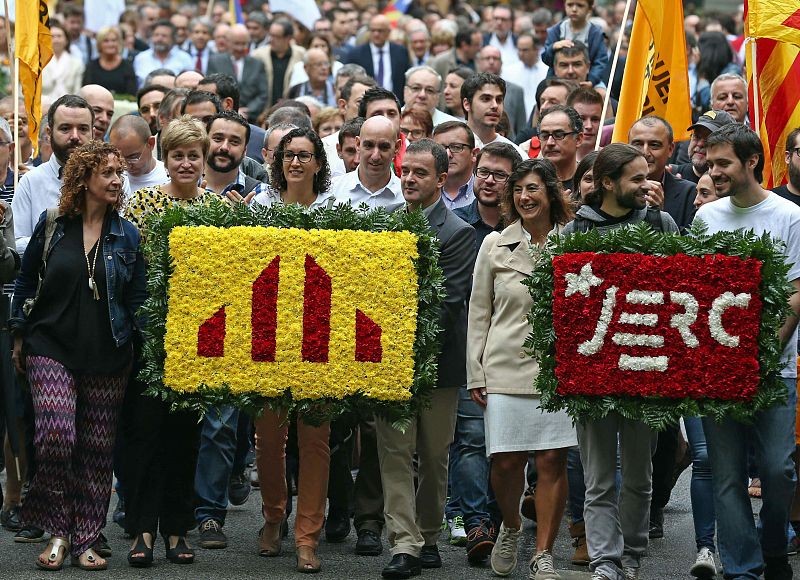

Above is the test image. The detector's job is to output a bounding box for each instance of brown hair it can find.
[59,141,126,217]
[501,158,573,226]
[161,114,210,160]
[400,108,433,139]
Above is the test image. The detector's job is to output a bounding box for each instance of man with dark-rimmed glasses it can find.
[433,121,479,210]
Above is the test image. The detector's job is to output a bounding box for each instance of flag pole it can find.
[596,0,633,150]
[750,39,760,133]
[206,0,216,20]
[5,0,18,192]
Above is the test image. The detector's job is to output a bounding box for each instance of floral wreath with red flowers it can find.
[524,222,793,430]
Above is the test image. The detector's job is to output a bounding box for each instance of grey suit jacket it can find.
[503,81,527,142]
[206,54,268,123]
[426,196,477,389]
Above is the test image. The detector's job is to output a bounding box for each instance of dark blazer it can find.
[662,170,697,233]
[206,54,268,123]
[427,196,477,389]
[343,42,410,104]
[503,81,527,141]
[247,124,266,164]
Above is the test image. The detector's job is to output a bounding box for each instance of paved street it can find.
[0,470,796,579]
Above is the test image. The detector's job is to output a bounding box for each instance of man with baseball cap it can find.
[671,110,736,184]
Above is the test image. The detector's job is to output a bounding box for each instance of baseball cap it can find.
[688,110,735,133]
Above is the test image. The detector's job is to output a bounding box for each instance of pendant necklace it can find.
[85,237,101,300]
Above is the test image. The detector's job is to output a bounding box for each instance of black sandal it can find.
[127,534,154,568]
[164,536,195,565]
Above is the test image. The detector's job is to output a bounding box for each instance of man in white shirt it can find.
[694,123,800,580]
[133,20,194,87]
[484,5,519,66]
[461,73,527,158]
[330,116,402,209]
[109,115,168,193]
[323,76,377,177]
[13,96,94,252]
[502,32,549,120]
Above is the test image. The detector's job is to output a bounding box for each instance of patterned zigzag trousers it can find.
[21,355,128,557]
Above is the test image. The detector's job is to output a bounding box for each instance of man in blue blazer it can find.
[343,15,410,105]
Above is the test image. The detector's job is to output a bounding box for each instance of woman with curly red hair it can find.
[10,141,147,571]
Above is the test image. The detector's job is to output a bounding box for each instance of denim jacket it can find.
[10,209,147,347]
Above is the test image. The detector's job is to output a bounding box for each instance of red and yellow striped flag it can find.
[748,2,800,46]
[746,1,800,187]
[611,0,693,143]
[15,0,53,154]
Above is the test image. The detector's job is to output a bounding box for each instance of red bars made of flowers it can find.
[251,256,281,362]
[197,306,226,357]
[302,255,332,362]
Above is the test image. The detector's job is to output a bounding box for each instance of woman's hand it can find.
[470,388,488,407]
[12,336,25,375]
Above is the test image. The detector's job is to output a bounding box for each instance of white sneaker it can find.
[690,547,717,578]
[623,566,639,580]
[447,516,467,546]
[490,522,521,576]
[529,549,560,580]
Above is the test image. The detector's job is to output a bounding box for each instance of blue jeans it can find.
[567,447,585,524]
[684,417,715,552]
[445,388,496,530]
[702,377,797,579]
[195,405,240,525]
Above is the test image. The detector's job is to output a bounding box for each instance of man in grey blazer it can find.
[476,46,527,142]
[206,24,267,124]
[376,139,476,579]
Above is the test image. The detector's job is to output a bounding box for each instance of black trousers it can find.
[651,424,680,510]
[352,417,384,533]
[327,416,356,516]
[122,374,200,537]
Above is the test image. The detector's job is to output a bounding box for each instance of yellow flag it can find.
[15,0,53,154]
[748,1,800,46]
[611,0,693,143]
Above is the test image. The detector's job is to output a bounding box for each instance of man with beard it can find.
[133,20,193,87]
[79,85,115,141]
[451,141,521,564]
[671,110,735,184]
[433,121,478,210]
[461,73,526,157]
[562,144,677,580]
[203,111,260,198]
[13,96,94,253]
[136,85,168,136]
[774,128,800,206]
[694,123,800,580]
[539,105,583,193]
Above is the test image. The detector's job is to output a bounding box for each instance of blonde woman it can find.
[82,26,138,96]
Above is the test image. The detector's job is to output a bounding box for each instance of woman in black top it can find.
[82,26,138,96]
[10,141,146,571]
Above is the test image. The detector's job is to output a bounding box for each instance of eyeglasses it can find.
[444,142,471,153]
[407,85,439,96]
[539,130,577,142]
[475,167,510,182]
[282,151,315,163]
[124,143,148,164]
[400,127,426,140]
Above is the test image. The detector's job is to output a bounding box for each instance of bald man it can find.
[206,24,268,122]
[108,114,168,191]
[79,84,115,140]
[330,116,403,209]
[175,70,204,89]
[343,15,411,100]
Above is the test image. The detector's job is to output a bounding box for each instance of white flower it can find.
[670,291,699,348]
[709,292,751,347]
[578,286,617,356]
[565,262,603,298]
[618,354,669,372]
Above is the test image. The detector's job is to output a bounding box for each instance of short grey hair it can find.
[711,73,747,97]
[335,63,367,84]
[407,26,429,40]
[0,117,10,142]
[263,122,298,148]
[404,65,442,88]
[531,8,553,26]
[294,95,325,111]
[189,17,213,33]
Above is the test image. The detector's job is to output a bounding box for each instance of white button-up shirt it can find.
[502,60,549,119]
[330,167,403,210]
[133,46,194,86]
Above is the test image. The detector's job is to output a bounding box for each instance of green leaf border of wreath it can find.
[138,198,445,429]
[523,221,793,431]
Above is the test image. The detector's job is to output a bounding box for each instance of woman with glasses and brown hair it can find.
[400,108,433,144]
[467,158,576,579]
[250,127,332,573]
[10,141,146,571]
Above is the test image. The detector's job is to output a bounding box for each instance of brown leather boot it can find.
[569,521,589,566]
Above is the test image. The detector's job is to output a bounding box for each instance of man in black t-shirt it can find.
[773,128,800,206]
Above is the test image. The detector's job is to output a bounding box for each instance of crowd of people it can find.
[0,1,798,579]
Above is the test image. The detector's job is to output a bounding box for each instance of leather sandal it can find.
[127,534,154,568]
[36,536,69,571]
[296,545,321,573]
[164,535,195,564]
[71,547,107,571]
[259,522,283,557]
